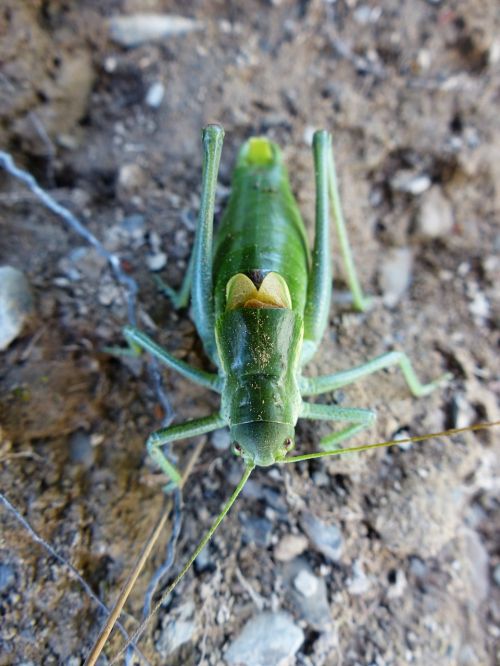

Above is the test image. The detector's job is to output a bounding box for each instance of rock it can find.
[294,569,319,597]
[240,515,273,548]
[118,163,146,192]
[145,81,165,108]
[379,247,413,308]
[109,14,204,48]
[0,266,34,350]
[416,186,454,238]
[461,529,489,607]
[300,511,343,562]
[225,611,304,666]
[347,560,371,595]
[0,563,16,593]
[391,171,431,195]
[68,430,93,466]
[211,428,231,451]
[146,252,167,272]
[283,558,331,630]
[274,533,308,562]
[156,600,196,657]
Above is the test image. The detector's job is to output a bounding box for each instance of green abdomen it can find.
[213,146,310,317]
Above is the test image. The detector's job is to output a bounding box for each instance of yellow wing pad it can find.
[226,272,292,310]
[246,137,274,166]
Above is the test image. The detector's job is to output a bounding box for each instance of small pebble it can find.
[462,529,489,606]
[379,247,413,308]
[121,214,145,236]
[300,511,343,562]
[145,81,165,108]
[156,600,196,656]
[416,186,454,238]
[69,430,93,465]
[241,515,273,548]
[283,558,332,630]
[493,564,500,586]
[274,533,308,562]
[0,266,34,350]
[294,569,318,597]
[0,563,16,593]
[118,163,146,191]
[146,252,167,272]
[211,428,231,451]
[348,560,371,595]
[109,14,204,48]
[225,611,304,666]
[391,171,431,195]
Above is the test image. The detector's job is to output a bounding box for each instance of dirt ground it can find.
[1,1,499,665]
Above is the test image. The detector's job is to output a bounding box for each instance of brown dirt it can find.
[0,1,499,665]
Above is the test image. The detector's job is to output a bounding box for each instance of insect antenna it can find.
[280,421,499,464]
[108,462,255,664]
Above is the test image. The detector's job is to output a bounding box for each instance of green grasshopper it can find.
[107,124,475,660]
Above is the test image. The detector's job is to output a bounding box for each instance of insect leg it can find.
[326,132,370,312]
[302,130,332,364]
[191,124,225,364]
[154,249,195,309]
[300,350,452,397]
[300,402,375,449]
[147,413,227,488]
[123,326,221,392]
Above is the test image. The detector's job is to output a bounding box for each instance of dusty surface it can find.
[0,1,499,665]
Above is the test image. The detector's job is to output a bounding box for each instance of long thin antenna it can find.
[84,439,205,666]
[280,421,499,464]
[109,462,255,664]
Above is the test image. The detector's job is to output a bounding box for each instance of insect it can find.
[98,125,498,662]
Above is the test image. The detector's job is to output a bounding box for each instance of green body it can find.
[214,141,309,464]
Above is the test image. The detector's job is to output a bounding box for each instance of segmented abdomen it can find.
[213,163,310,317]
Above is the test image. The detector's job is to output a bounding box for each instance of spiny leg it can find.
[301,350,452,397]
[302,130,332,365]
[191,124,225,364]
[301,401,375,449]
[123,326,221,392]
[147,413,227,488]
[154,248,195,310]
[327,133,370,312]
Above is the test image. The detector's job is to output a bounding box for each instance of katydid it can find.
[105,125,497,661]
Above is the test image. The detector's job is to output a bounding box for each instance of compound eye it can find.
[232,442,243,457]
[284,437,293,451]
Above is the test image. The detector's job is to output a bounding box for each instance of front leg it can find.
[300,402,376,449]
[147,413,227,488]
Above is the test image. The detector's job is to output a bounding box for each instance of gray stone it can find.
[379,247,413,308]
[156,600,196,657]
[417,186,454,238]
[274,533,308,562]
[0,266,34,350]
[300,511,343,562]
[146,252,167,272]
[68,430,93,466]
[109,14,203,48]
[0,563,16,593]
[211,428,231,451]
[145,81,165,108]
[225,611,304,666]
[283,558,331,631]
[391,170,431,195]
